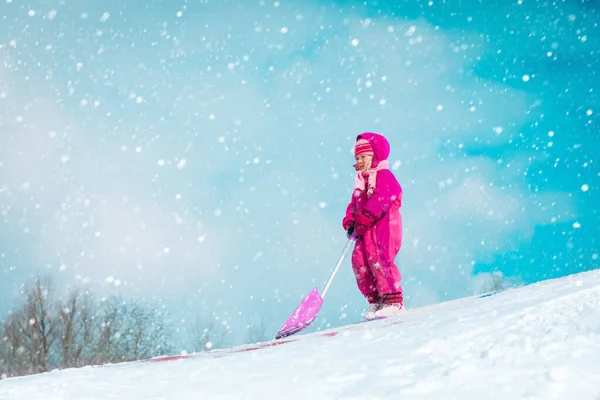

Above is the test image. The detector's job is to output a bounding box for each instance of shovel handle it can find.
[320,238,354,300]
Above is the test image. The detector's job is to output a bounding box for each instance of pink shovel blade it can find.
[275,288,323,339]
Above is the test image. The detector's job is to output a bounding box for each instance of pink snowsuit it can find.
[343,133,403,306]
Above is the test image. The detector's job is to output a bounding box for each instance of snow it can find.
[1,269,599,399]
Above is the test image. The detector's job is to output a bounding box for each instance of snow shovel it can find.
[275,238,355,340]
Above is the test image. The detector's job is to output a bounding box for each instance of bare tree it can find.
[0,340,8,380]
[55,288,99,368]
[1,312,30,377]
[245,318,269,344]
[93,297,122,365]
[26,277,57,372]
[121,299,172,361]
[20,277,56,373]
[0,276,57,377]
[188,316,229,352]
[94,297,173,364]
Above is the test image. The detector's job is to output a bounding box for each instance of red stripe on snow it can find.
[144,355,191,362]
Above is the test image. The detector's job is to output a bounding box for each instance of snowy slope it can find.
[1,269,600,400]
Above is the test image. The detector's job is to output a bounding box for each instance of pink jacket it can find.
[344,133,402,227]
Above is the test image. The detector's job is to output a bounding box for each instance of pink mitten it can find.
[354,211,374,236]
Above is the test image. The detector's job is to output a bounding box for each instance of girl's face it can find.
[355,154,373,171]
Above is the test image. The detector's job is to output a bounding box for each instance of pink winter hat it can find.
[354,138,374,157]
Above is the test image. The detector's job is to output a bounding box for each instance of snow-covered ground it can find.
[1,269,599,400]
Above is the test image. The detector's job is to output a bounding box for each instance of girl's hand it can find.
[342,214,355,230]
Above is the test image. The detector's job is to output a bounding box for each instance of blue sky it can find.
[1,0,598,345]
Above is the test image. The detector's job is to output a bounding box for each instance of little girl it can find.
[342,133,404,319]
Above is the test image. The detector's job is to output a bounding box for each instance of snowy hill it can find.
[1,269,599,400]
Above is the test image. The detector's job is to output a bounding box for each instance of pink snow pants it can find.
[351,208,403,304]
